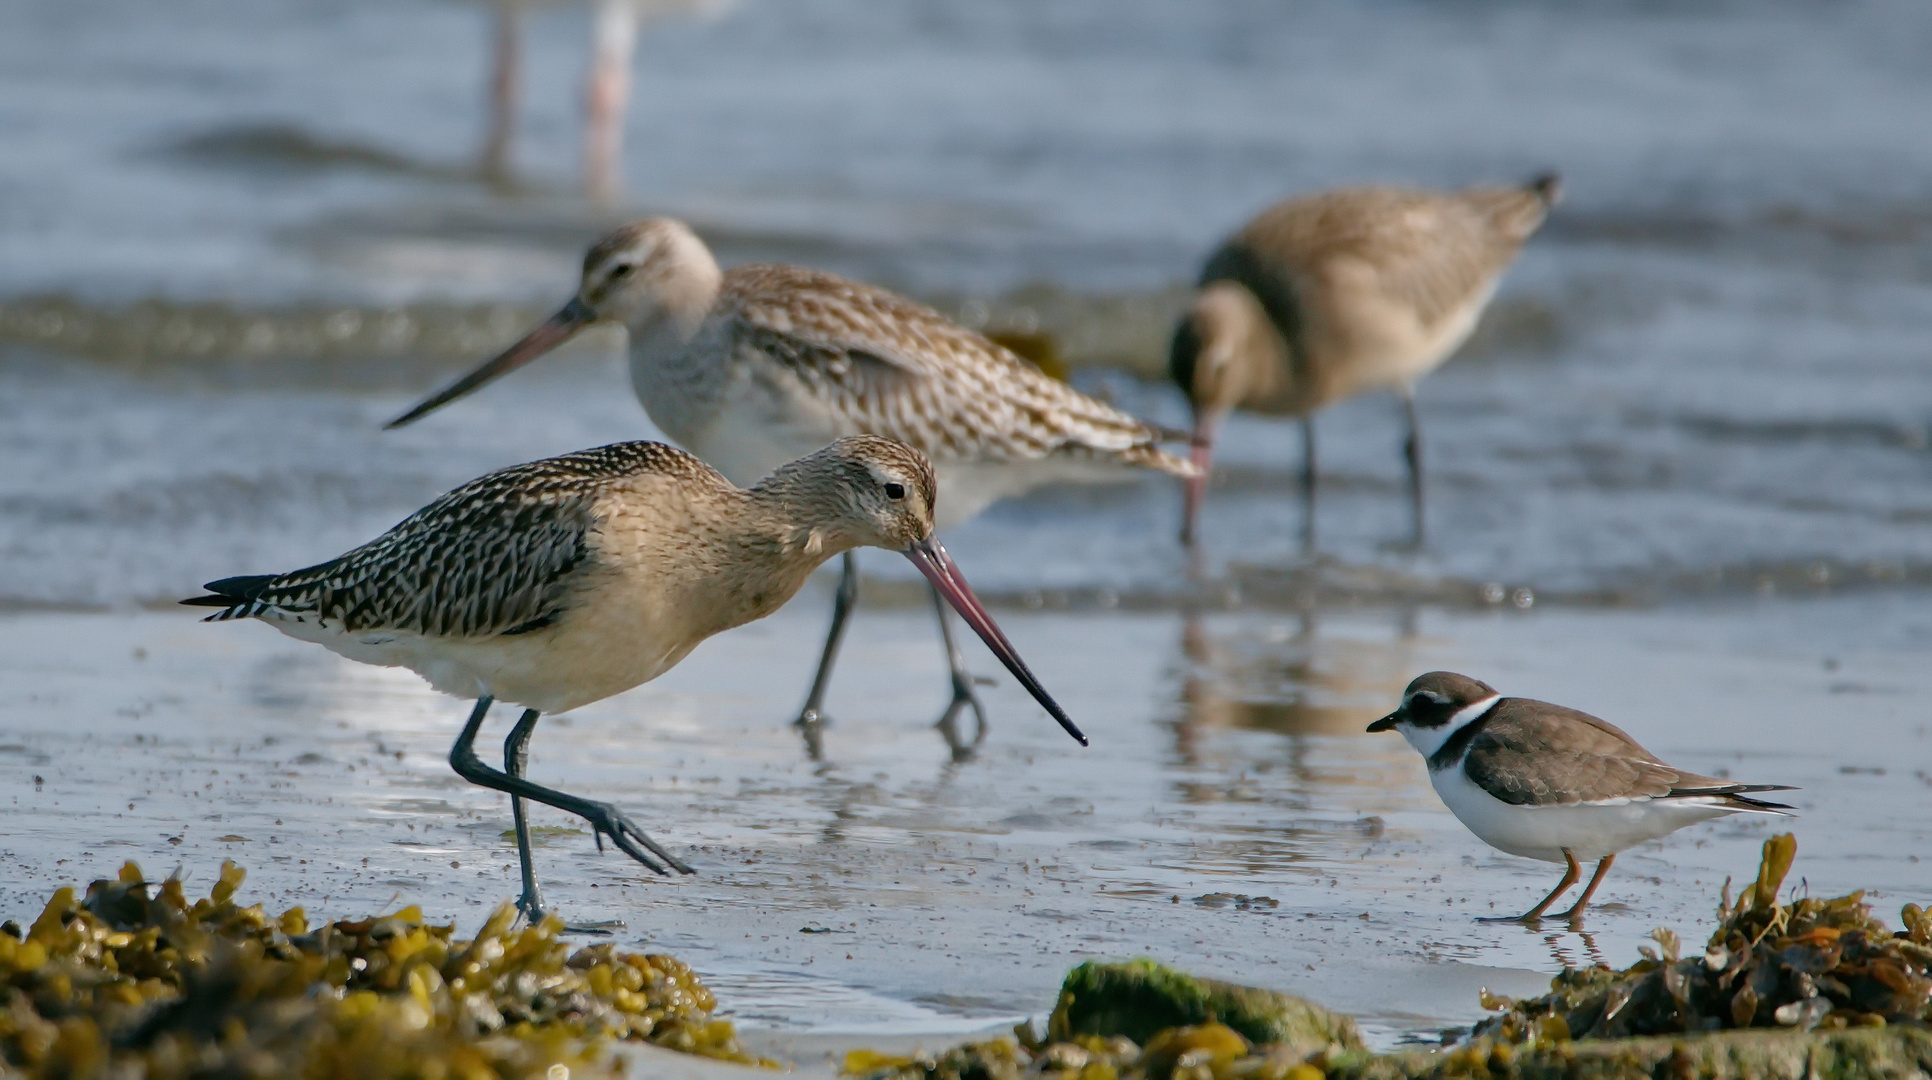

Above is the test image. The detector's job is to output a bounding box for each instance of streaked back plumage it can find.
[190,442,716,639]
[702,262,1189,472]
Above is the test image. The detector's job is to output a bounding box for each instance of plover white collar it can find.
[1369,671,1796,922]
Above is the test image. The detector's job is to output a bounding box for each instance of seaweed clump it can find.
[842,1021,1330,1080]
[0,860,765,1078]
[843,958,1358,1080]
[1475,834,1932,1042]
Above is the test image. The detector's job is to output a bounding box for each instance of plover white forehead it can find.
[1369,671,1796,923]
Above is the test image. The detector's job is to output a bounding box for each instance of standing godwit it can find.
[184,436,1084,922]
[386,219,1190,754]
[1172,175,1560,549]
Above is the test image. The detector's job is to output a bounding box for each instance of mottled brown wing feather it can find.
[718,264,1189,473]
[198,442,705,638]
[1205,184,1551,345]
[1461,700,1685,806]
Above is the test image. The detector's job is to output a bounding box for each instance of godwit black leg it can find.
[1554,854,1615,922]
[1403,391,1425,547]
[1483,848,1582,923]
[793,551,860,754]
[450,695,694,880]
[1301,415,1319,552]
[502,706,545,921]
[931,584,989,761]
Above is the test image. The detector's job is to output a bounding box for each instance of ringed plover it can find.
[1370,671,1795,922]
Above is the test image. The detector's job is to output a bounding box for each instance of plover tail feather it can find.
[1666,781,1797,814]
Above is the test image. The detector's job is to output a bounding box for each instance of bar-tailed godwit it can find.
[387,219,1190,754]
[185,436,1084,922]
[1172,176,1560,549]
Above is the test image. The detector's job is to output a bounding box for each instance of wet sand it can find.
[2,589,1924,1061]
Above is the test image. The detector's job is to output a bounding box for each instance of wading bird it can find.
[185,437,1085,923]
[1370,671,1794,923]
[387,219,1189,754]
[1171,176,1560,549]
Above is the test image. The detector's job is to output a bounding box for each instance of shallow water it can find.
[4,0,1932,1055]
[1,594,1926,1050]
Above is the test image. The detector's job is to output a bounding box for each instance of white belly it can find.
[255,593,693,716]
[1430,765,1738,863]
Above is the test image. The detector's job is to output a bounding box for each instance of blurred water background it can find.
[1,0,1930,1048]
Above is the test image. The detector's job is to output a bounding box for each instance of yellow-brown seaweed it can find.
[1474,834,1932,1041]
[0,861,768,1078]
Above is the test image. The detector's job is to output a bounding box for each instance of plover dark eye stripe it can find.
[1370,670,1796,923]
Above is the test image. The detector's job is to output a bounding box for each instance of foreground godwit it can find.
[184,436,1085,922]
[1371,672,1794,922]
[388,219,1189,754]
[1172,175,1560,549]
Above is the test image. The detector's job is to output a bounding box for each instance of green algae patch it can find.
[842,1023,1330,1080]
[841,961,1358,1080]
[1049,958,1363,1055]
[0,860,770,1078]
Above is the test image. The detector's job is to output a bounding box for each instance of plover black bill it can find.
[1369,671,1796,923]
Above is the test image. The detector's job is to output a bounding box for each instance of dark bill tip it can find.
[903,538,1087,747]
[385,297,595,429]
[1366,711,1401,733]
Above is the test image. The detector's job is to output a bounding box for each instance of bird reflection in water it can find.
[1173,604,1420,765]
[1542,924,1609,971]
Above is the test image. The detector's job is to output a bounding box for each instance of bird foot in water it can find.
[792,709,829,759]
[515,888,628,936]
[935,673,990,760]
[581,802,695,876]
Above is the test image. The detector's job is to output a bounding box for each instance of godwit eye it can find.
[883,482,906,500]
[610,264,633,279]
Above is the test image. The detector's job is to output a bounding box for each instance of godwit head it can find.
[385,218,721,430]
[1170,281,1291,546]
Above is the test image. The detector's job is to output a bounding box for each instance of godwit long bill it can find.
[1171,175,1559,549]
[185,436,1084,922]
[387,219,1190,754]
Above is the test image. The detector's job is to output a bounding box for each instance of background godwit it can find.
[1172,176,1560,550]
[387,218,1191,755]
[184,436,1084,922]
